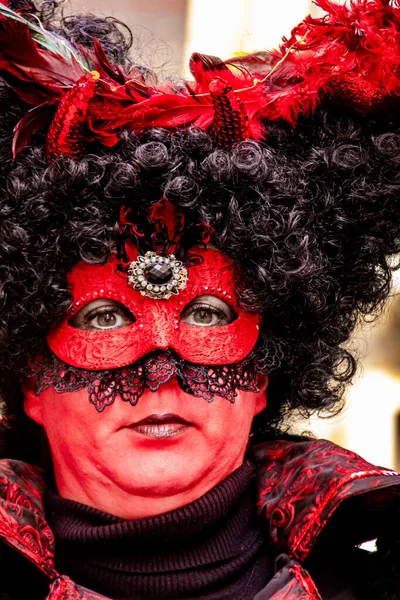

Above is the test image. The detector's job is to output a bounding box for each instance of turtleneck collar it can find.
[45,458,273,599]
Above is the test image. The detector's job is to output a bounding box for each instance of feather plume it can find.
[93,38,125,85]
[0,3,91,65]
[0,4,91,99]
[119,206,145,239]
[12,101,55,157]
[1,0,400,158]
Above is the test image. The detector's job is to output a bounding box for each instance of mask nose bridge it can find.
[148,303,174,351]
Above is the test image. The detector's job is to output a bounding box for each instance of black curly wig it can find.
[1,1,400,460]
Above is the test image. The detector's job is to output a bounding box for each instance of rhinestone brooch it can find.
[128,251,188,300]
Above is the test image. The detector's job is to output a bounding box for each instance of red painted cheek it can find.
[38,379,262,516]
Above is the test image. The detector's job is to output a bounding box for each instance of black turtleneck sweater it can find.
[44,459,273,600]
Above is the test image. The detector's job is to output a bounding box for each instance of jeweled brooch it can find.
[128,251,188,300]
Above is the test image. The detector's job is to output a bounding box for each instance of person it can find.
[0,0,400,598]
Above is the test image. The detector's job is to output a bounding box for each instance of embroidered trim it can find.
[256,439,400,562]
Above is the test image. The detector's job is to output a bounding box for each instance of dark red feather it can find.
[0,18,84,104]
[3,0,400,158]
[93,38,125,85]
[12,100,55,157]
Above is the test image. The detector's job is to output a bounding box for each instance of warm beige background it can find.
[65,0,323,75]
[63,0,400,469]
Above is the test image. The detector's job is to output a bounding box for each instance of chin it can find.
[111,452,207,498]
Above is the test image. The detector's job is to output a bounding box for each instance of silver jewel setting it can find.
[128,251,188,300]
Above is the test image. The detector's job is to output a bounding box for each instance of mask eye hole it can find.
[180,295,238,328]
[69,299,135,331]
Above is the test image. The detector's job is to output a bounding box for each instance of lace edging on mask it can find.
[29,350,265,412]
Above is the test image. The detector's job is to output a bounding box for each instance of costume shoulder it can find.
[254,438,400,599]
[0,460,109,599]
[0,459,55,575]
[255,438,400,559]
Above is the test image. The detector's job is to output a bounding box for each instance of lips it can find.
[132,413,192,427]
[127,413,193,439]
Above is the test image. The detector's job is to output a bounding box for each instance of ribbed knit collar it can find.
[44,458,272,599]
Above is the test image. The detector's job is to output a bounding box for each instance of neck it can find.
[46,458,272,600]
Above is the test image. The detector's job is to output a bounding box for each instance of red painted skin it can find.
[24,247,268,519]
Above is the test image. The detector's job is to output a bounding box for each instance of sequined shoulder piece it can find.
[0,460,112,598]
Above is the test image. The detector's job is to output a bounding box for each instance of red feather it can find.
[274,0,400,117]
[3,0,400,158]
[189,52,237,88]
[198,222,214,245]
[119,206,145,238]
[0,19,84,104]
[93,37,125,85]
[12,100,55,157]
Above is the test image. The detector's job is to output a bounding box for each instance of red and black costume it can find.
[1,0,400,598]
[0,439,400,599]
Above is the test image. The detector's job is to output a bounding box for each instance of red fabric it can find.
[0,461,55,577]
[255,438,400,562]
[286,563,322,599]
[47,246,260,370]
[49,576,107,599]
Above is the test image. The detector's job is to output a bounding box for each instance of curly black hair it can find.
[0,3,400,459]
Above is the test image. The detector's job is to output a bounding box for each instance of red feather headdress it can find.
[0,0,400,161]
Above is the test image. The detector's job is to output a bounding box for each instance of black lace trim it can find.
[30,350,265,412]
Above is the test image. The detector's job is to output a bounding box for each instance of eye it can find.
[180,295,237,327]
[69,299,135,331]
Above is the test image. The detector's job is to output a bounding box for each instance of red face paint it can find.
[26,246,267,518]
[25,376,267,518]
[47,247,260,370]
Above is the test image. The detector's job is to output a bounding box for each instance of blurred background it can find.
[63,0,400,470]
[64,0,326,78]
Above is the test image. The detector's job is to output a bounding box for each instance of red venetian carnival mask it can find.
[47,246,261,370]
